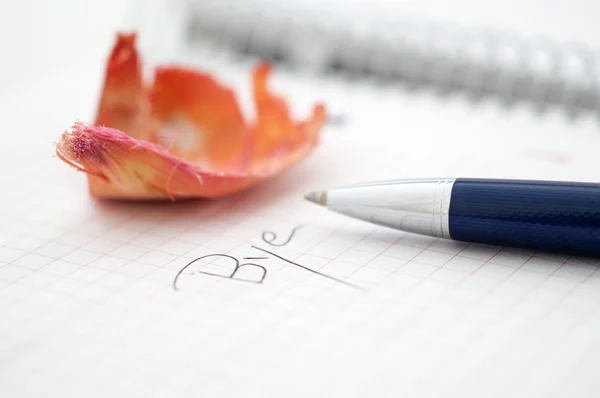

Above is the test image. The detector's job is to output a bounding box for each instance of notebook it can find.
[3,2,600,397]
[156,0,600,118]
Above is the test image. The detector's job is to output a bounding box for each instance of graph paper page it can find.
[3,51,600,398]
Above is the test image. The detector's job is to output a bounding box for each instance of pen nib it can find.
[304,191,327,206]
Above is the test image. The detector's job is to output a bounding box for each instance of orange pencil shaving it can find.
[55,32,326,201]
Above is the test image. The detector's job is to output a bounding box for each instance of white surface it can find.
[181,0,600,45]
[0,0,133,94]
[2,0,600,94]
[2,33,600,397]
[363,0,600,46]
[3,1,600,397]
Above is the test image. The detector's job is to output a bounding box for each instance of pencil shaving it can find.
[55,32,327,200]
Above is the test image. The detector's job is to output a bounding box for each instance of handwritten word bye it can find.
[172,226,363,291]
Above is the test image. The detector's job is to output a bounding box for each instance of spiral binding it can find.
[181,0,600,116]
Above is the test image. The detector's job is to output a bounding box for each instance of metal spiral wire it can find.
[182,0,600,116]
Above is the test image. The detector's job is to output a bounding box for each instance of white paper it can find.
[3,39,600,398]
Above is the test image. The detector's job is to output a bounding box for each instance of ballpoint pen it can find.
[304,178,600,257]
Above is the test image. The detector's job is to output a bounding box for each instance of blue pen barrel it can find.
[448,178,600,257]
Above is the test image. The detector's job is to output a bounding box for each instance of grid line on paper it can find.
[4,139,600,398]
[1,218,144,290]
[486,262,600,396]
[7,214,152,289]
[366,246,532,350]
[535,290,600,397]
[241,225,455,355]
[333,237,472,334]
[0,201,144,273]
[168,218,346,296]
[3,189,596,311]
[408,249,595,391]
[6,198,247,307]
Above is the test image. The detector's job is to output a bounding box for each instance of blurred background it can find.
[2,2,600,396]
[2,0,600,168]
[3,0,600,94]
[0,0,129,94]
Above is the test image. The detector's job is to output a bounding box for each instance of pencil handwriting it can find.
[261,225,302,246]
[173,254,267,287]
[172,225,364,291]
[251,245,364,290]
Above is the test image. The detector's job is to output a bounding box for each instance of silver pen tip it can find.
[304,191,327,206]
